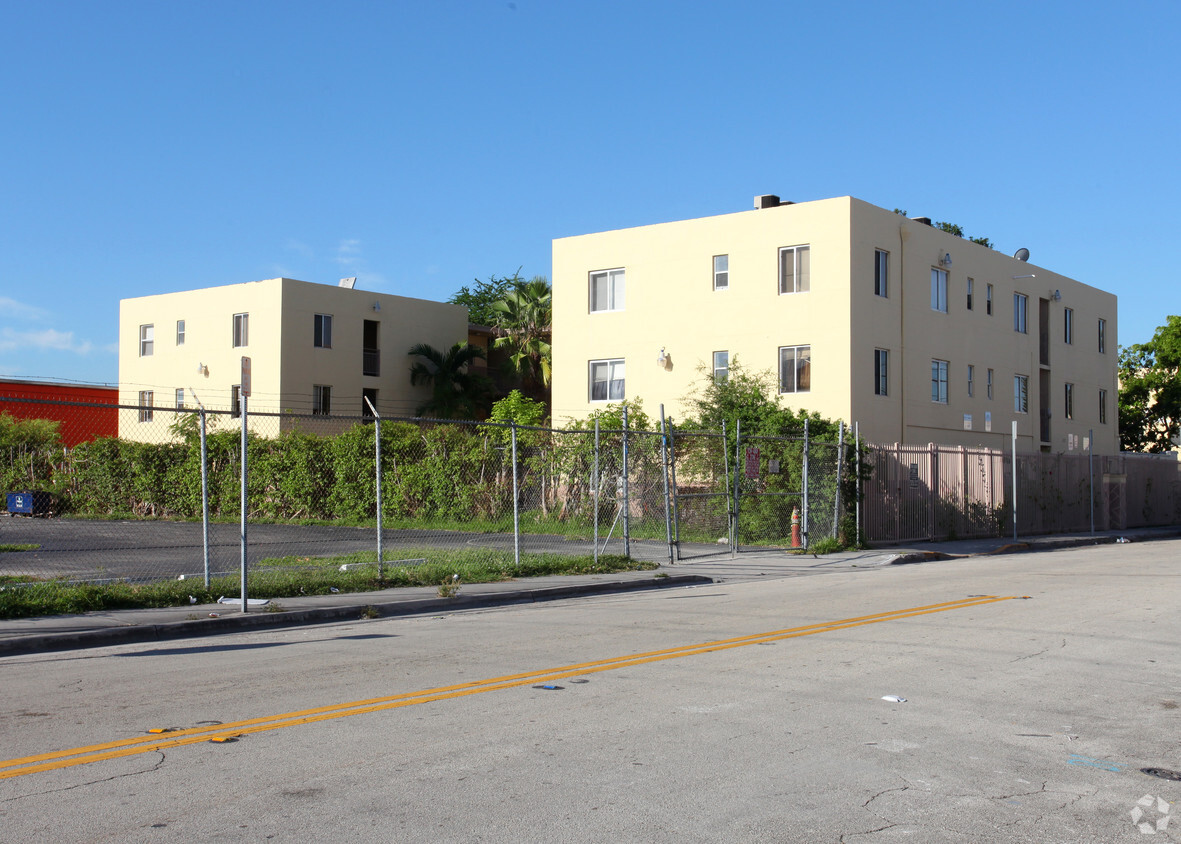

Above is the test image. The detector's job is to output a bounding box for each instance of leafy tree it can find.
[1118,316,1181,452]
[407,342,492,419]
[491,276,552,395]
[447,271,524,327]
[489,390,548,427]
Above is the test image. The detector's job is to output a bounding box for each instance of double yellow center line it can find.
[0,595,1014,780]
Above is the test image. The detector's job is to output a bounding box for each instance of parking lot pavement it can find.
[1,525,1177,657]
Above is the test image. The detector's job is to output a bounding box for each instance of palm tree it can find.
[407,342,490,419]
[491,277,552,394]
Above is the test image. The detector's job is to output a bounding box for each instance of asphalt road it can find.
[1,541,1179,842]
[0,517,694,582]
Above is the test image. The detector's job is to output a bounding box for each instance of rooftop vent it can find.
[1014,248,1030,262]
[754,194,781,210]
[911,216,932,226]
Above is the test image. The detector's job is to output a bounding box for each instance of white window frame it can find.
[1064,308,1073,345]
[967,364,975,398]
[1014,293,1028,334]
[231,385,241,418]
[589,359,625,402]
[874,349,888,396]
[1014,374,1029,413]
[233,313,249,347]
[138,390,153,422]
[966,277,974,311]
[1099,388,1108,424]
[713,255,728,291]
[313,384,332,415]
[712,350,729,382]
[931,359,949,404]
[930,268,948,312]
[314,313,333,348]
[874,250,888,297]
[1064,382,1074,420]
[139,324,154,357]
[986,283,994,315]
[175,388,185,409]
[176,320,185,346]
[778,345,811,394]
[1098,318,1107,353]
[778,245,810,295]
[987,368,994,400]
[589,269,625,313]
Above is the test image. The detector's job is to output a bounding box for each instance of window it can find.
[987,368,994,400]
[175,388,185,409]
[139,324,154,357]
[314,314,333,348]
[1014,294,1028,333]
[779,245,810,294]
[313,385,331,415]
[176,320,185,346]
[712,351,729,382]
[363,319,380,376]
[986,283,994,315]
[589,359,625,401]
[362,388,378,420]
[1064,308,1073,344]
[589,269,625,312]
[967,364,975,398]
[966,278,974,310]
[874,250,888,297]
[138,390,153,422]
[931,359,949,404]
[874,349,888,396]
[231,385,241,418]
[1099,389,1108,424]
[930,268,948,312]
[1098,318,1106,353]
[1065,382,1074,420]
[779,345,811,393]
[713,255,728,290]
[233,313,249,347]
[1014,375,1029,413]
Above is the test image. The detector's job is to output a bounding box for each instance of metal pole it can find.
[365,396,383,578]
[1089,427,1095,536]
[621,405,630,559]
[669,417,682,558]
[721,419,732,554]
[659,404,674,564]
[593,419,600,566]
[240,395,248,613]
[854,421,861,548]
[732,418,742,557]
[1011,420,1018,541]
[833,421,844,540]
[802,418,810,550]
[200,407,210,589]
[511,421,520,567]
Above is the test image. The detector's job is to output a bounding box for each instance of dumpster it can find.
[6,491,53,516]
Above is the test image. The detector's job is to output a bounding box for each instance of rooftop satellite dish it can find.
[1014,248,1030,262]
[339,277,357,289]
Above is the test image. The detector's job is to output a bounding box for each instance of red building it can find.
[0,378,118,447]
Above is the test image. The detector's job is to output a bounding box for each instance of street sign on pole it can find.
[240,356,252,397]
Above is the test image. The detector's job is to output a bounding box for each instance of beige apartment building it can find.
[118,277,467,440]
[553,196,1119,454]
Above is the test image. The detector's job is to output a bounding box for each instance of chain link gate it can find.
[667,424,732,561]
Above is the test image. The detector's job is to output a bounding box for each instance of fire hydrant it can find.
[790,506,802,548]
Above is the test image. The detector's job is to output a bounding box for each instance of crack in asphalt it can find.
[1010,638,1067,662]
[0,752,165,802]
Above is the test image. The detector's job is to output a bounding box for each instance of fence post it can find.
[659,404,674,564]
[854,422,860,547]
[802,418,809,549]
[1089,428,1095,536]
[198,406,211,589]
[721,419,733,554]
[1011,420,1018,541]
[365,396,383,579]
[732,418,742,557]
[240,394,249,613]
[669,420,683,556]
[833,421,844,540]
[622,404,630,559]
[593,418,600,566]
[511,421,520,567]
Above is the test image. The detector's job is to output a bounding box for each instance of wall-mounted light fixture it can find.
[1052,289,1061,301]
[373,302,381,312]
[939,252,953,268]
[657,347,667,367]
[196,362,208,376]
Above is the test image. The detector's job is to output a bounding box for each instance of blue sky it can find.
[2,0,1178,385]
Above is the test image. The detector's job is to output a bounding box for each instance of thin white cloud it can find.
[0,296,49,322]
[335,238,363,268]
[285,238,315,259]
[0,327,95,355]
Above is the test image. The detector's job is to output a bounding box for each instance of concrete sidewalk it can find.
[2,526,1177,657]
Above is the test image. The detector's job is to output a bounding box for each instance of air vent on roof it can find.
[754,194,781,209]
[911,216,932,226]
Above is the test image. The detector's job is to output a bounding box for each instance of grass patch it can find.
[0,550,655,620]
[0,543,40,552]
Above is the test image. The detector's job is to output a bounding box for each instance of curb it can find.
[0,574,713,658]
[889,530,1179,565]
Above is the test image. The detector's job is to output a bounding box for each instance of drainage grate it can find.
[1141,767,1181,781]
